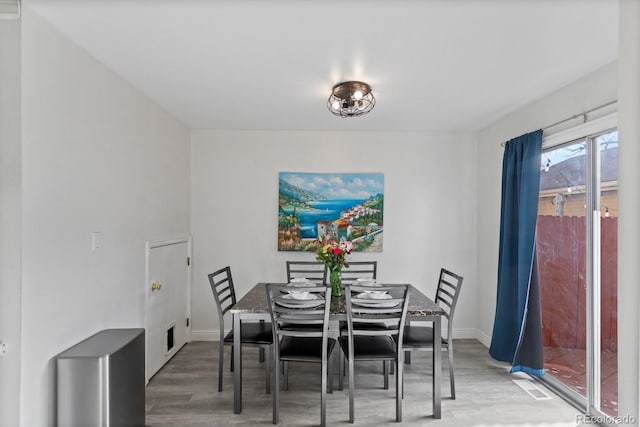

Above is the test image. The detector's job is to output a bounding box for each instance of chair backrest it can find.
[344,284,410,351]
[208,266,238,335]
[286,261,327,285]
[266,284,332,345]
[435,268,464,340]
[335,261,377,286]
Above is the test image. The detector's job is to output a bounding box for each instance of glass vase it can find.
[329,268,342,297]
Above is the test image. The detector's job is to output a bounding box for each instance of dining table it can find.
[230,282,446,419]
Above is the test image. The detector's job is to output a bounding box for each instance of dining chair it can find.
[402,268,463,399]
[333,260,377,285]
[334,260,381,374]
[208,266,273,393]
[266,283,335,426]
[339,283,410,423]
[286,260,327,285]
[283,261,328,383]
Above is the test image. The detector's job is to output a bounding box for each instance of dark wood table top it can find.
[231,283,445,317]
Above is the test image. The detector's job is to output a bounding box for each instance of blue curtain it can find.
[489,129,544,376]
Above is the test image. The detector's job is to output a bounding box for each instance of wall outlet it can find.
[91,231,102,251]
[0,342,6,356]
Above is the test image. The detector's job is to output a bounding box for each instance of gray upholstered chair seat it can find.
[338,335,396,360]
[223,322,273,345]
[280,336,336,362]
[401,326,448,347]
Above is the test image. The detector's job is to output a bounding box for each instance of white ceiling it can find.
[24,0,619,132]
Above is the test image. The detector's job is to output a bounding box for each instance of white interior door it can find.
[145,237,191,381]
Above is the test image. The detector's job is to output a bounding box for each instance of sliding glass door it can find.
[536,127,618,417]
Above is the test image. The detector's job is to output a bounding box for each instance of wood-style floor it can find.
[146,340,581,426]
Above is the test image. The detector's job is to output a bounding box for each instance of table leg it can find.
[433,316,441,419]
[233,313,242,414]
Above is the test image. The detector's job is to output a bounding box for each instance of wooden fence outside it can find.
[536,215,617,352]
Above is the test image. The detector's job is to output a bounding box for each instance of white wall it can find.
[0,18,22,427]
[20,8,190,427]
[475,61,618,347]
[191,130,478,340]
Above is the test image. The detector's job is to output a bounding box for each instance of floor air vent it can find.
[512,379,552,400]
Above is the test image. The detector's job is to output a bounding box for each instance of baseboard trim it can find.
[476,330,491,348]
[192,328,486,342]
[452,328,477,339]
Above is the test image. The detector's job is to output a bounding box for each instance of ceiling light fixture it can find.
[327,81,375,118]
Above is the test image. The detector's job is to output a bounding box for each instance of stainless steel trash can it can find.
[56,328,145,427]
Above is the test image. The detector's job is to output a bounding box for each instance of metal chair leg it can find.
[230,345,234,372]
[402,360,404,399]
[348,357,355,423]
[382,360,395,374]
[338,350,344,390]
[321,353,327,427]
[383,360,389,390]
[448,345,456,399]
[272,350,279,425]
[328,352,334,394]
[218,342,225,392]
[396,359,403,422]
[283,360,289,391]
[265,346,271,395]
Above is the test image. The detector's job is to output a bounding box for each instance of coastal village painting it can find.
[278,172,384,252]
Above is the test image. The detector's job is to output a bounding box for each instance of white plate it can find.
[353,293,398,308]
[276,293,324,309]
[287,280,315,287]
[358,293,391,300]
[353,301,399,309]
[356,278,381,287]
[362,290,388,298]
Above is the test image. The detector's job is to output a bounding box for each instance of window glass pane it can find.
[538,139,587,399]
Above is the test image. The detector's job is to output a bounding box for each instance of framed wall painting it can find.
[278,172,384,252]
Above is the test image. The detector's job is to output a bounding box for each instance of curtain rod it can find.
[500,99,618,147]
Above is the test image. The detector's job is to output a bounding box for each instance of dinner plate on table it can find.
[353,293,399,308]
[276,293,324,309]
[287,279,316,287]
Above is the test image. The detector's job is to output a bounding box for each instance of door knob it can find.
[151,282,162,291]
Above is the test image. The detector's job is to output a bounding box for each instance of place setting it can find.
[276,278,324,308]
[352,279,399,308]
